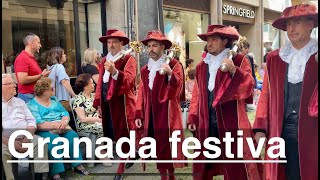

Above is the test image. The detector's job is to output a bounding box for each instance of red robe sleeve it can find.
[308,82,318,117]
[93,58,106,107]
[213,56,254,107]
[107,56,137,100]
[187,79,200,127]
[252,69,270,133]
[135,77,144,121]
[159,62,184,103]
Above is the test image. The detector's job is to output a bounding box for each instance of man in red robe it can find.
[253,4,318,180]
[135,30,187,180]
[187,25,263,180]
[93,29,137,180]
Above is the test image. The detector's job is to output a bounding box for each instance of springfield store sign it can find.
[223,4,255,19]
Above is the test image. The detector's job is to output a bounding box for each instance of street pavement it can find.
[16,161,172,180]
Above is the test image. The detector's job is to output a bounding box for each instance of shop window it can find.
[10,18,77,76]
[164,9,209,67]
[2,0,82,77]
[263,23,280,53]
[263,24,269,32]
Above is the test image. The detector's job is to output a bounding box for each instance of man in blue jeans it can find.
[14,33,50,103]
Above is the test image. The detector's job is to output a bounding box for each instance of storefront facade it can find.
[2,0,135,77]
[263,0,286,55]
[221,0,262,64]
[2,0,106,78]
[161,0,289,67]
[163,0,210,67]
[2,0,317,77]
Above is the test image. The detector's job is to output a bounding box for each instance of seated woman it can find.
[27,77,88,180]
[73,73,112,166]
[73,73,103,138]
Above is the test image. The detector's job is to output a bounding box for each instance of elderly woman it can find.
[27,77,88,180]
[73,73,103,138]
[73,73,112,166]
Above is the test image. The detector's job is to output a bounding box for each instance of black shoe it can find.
[125,152,140,169]
[34,173,42,180]
[125,162,134,169]
[134,152,140,160]
[51,177,62,180]
[74,168,89,176]
[51,176,62,180]
[113,174,124,180]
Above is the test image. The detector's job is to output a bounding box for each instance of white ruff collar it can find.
[147,55,166,90]
[203,48,229,91]
[279,38,318,84]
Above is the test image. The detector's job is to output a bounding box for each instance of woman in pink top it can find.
[185,68,196,101]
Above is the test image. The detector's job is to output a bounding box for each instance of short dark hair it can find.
[266,47,273,53]
[185,59,194,68]
[75,73,92,92]
[223,37,234,49]
[23,33,38,46]
[188,68,196,80]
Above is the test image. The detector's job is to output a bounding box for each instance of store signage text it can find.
[223,4,255,19]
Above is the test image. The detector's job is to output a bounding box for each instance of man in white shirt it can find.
[2,74,49,180]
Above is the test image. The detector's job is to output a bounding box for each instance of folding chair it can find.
[69,98,97,167]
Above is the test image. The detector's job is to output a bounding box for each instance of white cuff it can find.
[112,70,119,80]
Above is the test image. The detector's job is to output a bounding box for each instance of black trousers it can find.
[282,114,301,180]
[102,82,115,140]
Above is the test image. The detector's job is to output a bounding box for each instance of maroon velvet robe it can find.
[253,50,318,180]
[93,54,137,152]
[135,59,187,170]
[188,53,263,180]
